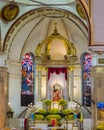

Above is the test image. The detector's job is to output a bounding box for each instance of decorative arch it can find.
[35,25,77,62]
[77,0,93,45]
[3,7,88,54]
[35,33,76,57]
[47,67,68,100]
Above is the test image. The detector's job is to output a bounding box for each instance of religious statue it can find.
[53,89,61,101]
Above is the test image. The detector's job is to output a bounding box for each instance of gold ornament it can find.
[1,4,19,22]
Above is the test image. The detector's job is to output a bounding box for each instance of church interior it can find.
[0,0,104,130]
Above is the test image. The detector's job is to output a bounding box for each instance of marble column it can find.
[92,67,104,130]
[0,53,8,128]
[0,67,8,129]
[69,69,74,101]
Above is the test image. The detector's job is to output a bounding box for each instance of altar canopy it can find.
[48,68,67,80]
[47,67,68,100]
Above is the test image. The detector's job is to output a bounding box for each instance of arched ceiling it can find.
[7,0,89,6]
[7,0,75,5]
[2,2,89,64]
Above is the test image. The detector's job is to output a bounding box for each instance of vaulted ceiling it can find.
[1,0,89,64]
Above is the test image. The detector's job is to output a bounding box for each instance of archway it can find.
[1,2,90,121]
[47,67,67,101]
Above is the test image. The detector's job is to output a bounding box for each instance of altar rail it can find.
[7,118,91,130]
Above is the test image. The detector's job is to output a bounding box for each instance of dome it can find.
[35,23,78,66]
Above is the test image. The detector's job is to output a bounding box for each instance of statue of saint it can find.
[53,89,61,101]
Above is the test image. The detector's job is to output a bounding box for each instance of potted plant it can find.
[46,114,61,121]
[49,108,59,114]
[44,99,52,111]
[62,109,73,115]
[58,99,67,110]
[37,109,47,115]
[34,114,45,121]
[46,114,61,126]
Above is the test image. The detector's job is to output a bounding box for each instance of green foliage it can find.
[37,109,47,114]
[49,108,59,114]
[44,99,52,106]
[34,114,45,120]
[62,109,74,120]
[46,114,61,121]
[62,109,73,115]
[58,99,67,106]
[65,115,74,120]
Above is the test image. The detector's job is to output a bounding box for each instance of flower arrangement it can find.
[65,115,74,120]
[44,99,52,111]
[37,109,47,115]
[62,109,74,120]
[58,99,67,110]
[46,114,61,121]
[58,99,67,106]
[49,108,59,114]
[44,99,52,106]
[62,109,73,115]
[34,114,45,120]
[97,121,104,130]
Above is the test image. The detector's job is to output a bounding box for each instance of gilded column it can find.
[45,68,48,99]
[37,66,42,101]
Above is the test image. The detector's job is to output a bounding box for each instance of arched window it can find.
[81,53,92,107]
[21,53,34,106]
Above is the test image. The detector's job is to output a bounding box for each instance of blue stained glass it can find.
[21,53,34,95]
[82,53,92,107]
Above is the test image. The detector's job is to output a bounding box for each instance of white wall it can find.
[74,65,82,104]
[93,0,104,43]
[7,60,26,118]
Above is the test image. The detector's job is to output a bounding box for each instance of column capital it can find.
[6,59,21,76]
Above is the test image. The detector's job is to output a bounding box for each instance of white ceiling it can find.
[1,1,89,64]
[8,0,75,5]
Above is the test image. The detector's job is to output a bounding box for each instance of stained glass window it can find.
[82,53,92,107]
[21,53,34,106]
